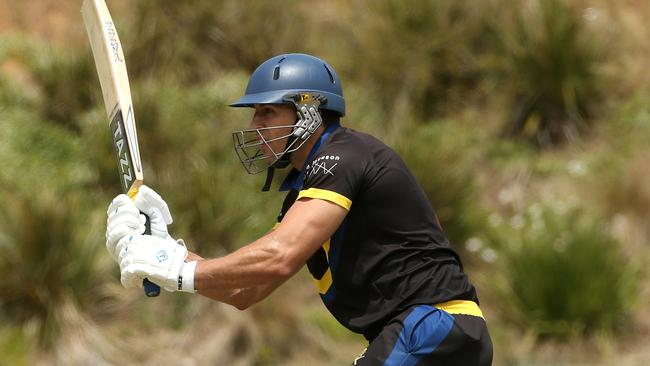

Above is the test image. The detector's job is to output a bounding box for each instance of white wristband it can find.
[179,261,198,293]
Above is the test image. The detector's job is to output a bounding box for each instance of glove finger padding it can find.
[135,185,173,224]
[107,210,145,235]
[107,194,133,216]
[106,197,145,262]
[120,265,144,289]
[134,185,173,239]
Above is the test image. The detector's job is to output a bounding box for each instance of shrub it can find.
[582,94,650,221]
[0,188,110,347]
[125,0,311,84]
[486,202,640,337]
[491,0,606,146]
[0,99,109,347]
[0,325,28,365]
[30,47,97,132]
[334,0,491,122]
[0,35,97,133]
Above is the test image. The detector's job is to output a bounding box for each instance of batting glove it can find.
[118,235,197,293]
[106,195,146,262]
[133,185,173,239]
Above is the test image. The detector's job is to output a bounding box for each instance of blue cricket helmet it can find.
[230,53,345,116]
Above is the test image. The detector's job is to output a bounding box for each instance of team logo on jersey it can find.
[306,155,340,178]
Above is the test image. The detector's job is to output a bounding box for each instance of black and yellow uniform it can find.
[278,122,492,365]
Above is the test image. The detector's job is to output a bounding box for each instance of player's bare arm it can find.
[194,197,347,309]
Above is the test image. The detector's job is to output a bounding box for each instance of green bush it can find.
[491,0,605,146]
[0,188,110,347]
[0,325,28,365]
[593,93,650,159]
[335,0,491,121]
[0,91,109,347]
[125,0,311,84]
[579,94,650,220]
[0,35,97,133]
[30,47,97,133]
[486,202,640,337]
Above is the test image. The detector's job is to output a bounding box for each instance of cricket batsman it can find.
[106,53,493,365]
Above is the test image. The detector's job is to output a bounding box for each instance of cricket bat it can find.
[82,0,160,297]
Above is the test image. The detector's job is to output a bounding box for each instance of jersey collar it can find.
[279,122,340,192]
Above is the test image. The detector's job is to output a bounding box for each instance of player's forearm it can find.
[193,234,300,293]
[197,281,281,310]
[186,251,253,305]
[185,237,292,308]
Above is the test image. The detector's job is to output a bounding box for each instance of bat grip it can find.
[141,212,161,297]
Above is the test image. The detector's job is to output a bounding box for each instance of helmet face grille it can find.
[232,125,311,175]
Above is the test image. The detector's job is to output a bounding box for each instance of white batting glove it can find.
[106,195,146,262]
[134,185,173,239]
[118,235,197,293]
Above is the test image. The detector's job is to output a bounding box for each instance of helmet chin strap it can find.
[261,167,275,192]
[261,135,295,192]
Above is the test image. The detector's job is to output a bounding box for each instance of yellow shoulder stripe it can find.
[297,188,352,211]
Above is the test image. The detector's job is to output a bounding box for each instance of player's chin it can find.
[261,143,281,159]
[263,155,278,167]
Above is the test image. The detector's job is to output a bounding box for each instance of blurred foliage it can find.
[30,48,97,133]
[491,0,605,146]
[0,35,98,133]
[0,36,109,349]
[590,94,650,220]
[124,0,312,84]
[0,187,110,347]
[334,0,491,122]
[0,325,28,366]
[485,203,640,338]
[0,109,93,195]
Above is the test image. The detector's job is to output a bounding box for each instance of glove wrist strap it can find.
[179,261,198,293]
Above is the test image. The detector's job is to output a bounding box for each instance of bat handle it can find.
[141,212,161,297]
[143,278,160,297]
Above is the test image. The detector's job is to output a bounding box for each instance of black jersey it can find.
[278,123,478,341]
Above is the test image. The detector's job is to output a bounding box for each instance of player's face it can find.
[250,104,296,161]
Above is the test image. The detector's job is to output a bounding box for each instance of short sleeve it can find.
[297,144,366,211]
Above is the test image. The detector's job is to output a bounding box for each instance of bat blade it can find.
[82,0,159,297]
[82,0,143,197]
